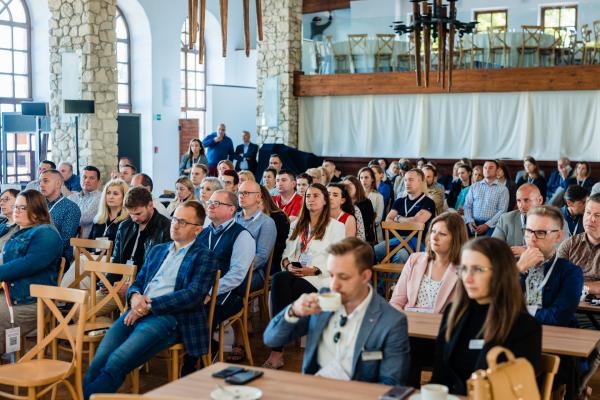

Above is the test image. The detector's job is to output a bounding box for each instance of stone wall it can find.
[256,0,302,147]
[48,0,118,179]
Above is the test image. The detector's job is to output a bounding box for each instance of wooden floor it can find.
[7,312,600,399]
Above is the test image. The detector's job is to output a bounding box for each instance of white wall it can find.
[25,0,50,102]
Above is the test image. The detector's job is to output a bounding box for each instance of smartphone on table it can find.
[225,370,264,385]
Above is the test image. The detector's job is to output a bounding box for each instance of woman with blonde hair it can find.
[305,168,323,186]
[238,170,256,184]
[89,179,129,241]
[166,176,195,216]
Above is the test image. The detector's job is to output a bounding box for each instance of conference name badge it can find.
[468,339,484,350]
[361,350,383,361]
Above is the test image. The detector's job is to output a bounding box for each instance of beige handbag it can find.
[467,346,540,400]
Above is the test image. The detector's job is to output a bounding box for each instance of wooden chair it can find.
[55,261,136,366]
[67,238,113,289]
[486,29,510,67]
[128,270,221,393]
[540,353,560,400]
[0,284,88,400]
[457,35,485,69]
[518,25,543,67]
[249,249,274,321]
[347,34,369,73]
[57,257,67,286]
[219,262,254,365]
[91,396,188,400]
[325,35,350,73]
[540,28,564,66]
[587,20,600,64]
[373,221,425,300]
[397,33,416,71]
[374,34,396,72]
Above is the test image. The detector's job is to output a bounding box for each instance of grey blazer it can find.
[263,292,410,386]
[492,209,571,246]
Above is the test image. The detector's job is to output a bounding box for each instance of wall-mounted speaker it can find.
[21,102,49,117]
[64,99,95,114]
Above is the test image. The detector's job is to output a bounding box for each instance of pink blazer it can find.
[389,252,458,314]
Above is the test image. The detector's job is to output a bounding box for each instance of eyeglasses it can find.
[238,191,259,198]
[12,205,27,212]
[457,265,491,277]
[171,217,201,227]
[0,197,12,204]
[333,314,348,344]
[523,228,560,239]
[206,200,235,208]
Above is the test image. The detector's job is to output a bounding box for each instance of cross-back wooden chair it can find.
[67,238,113,289]
[219,260,254,366]
[374,34,396,71]
[487,28,510,67]
[397,32,417,71]
[587,20,600,64]
[373,221,425,300]
[457,34,485,69]
[540,27,564,66]
[518,25,543,67]
[347,34,369,73]
[249,249,274,321]
[325,35,350,73]
[129,270,221,394]
[0,284,88,400]
[540,353,560,400]
[55,260,136,366]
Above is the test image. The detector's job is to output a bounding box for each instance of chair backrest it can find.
[594,20,600,40]
[57,257,67,286]
[206,270,221,338]
[250,248,274,298]
[23,285,87,373]
[539,353,560,400]
[375,34,395,55]
[347,34,368,55]
[85,260,137,321]
[379,221,425,264]
[521,25,543,46]
[241,259,255,314]
[488,28,507,48]
[581,24,591,42]
[549,27,565,48]
[325,35,340,57]
[69,238,113,289]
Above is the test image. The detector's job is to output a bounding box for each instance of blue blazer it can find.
[127,240,219,356]
[520,257,583,327]
[263,292,411,385]
[234,142,259,172]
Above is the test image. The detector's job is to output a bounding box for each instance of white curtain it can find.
[299,91,600,161]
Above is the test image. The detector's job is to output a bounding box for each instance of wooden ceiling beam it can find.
[303,0,350,14]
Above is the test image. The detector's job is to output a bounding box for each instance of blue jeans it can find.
[83,312,178,399]
[374,236,424,264]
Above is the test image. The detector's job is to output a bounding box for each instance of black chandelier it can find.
[393,0,477,90]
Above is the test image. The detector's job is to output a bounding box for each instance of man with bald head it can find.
[493,183,569,256]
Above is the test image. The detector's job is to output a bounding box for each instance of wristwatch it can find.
[313,267,322,276]
[287,305,298,318]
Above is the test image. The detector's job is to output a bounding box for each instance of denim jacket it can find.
[0,224,62,305]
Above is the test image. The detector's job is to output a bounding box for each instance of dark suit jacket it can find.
[431,302,542,395]
[263,292,410,385]
[127,240,219,356]
[234,142,259,172]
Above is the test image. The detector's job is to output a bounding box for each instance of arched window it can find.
[116,7,132,113]
[180,19,206,133]
[0,0,33,183]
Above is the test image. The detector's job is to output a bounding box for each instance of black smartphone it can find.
[378,386,415,400]
[289,261,303,269]
[225,370,264,385]
[211,366,246,379]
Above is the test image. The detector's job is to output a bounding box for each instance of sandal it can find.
[225,345,246,363]
[261,359,285,370]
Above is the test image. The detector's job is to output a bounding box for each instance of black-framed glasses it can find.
[171,217,201,227]
[333,315,348,344]
[523,228,560,239]
[238,191,260,198]
[206,200,235,208]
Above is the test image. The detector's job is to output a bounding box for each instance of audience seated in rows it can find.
[198,177,223,210]
[263,167,278,196]
[68,166,102,238]
[83,202,218,398]
[296,173,313,198]
[447,163,472,212]
[179,138,208,176]
[421,165,445,216]
[497,162,518,211]
[431,237,542,395]
[130,173,169,217]
[562,185,589,237]
[269,154,283,173]
[265,183,345,369]
[463,160,509,237]
[370,165,392,211]
[264,237,410,385]
[220,169,239,194]
[0,190,62,354]
[238,170,256,185]
[167,177,195,217]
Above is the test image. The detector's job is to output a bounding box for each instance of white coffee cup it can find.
[318,292,341,312]
[420,384,449,400]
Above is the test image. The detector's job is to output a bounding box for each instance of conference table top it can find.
[406,312,600,358]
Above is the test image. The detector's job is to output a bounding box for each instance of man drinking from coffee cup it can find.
[263,237,411,385]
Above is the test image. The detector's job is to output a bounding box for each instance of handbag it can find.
[467,346,540,400]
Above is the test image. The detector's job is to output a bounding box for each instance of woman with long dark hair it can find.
[327,183,356,237]
[516,156,547,200]
[179,138,207,176]
[259,184,290,276]
[343,175,376,244]
[358,167,384,241]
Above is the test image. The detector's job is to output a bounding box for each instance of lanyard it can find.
[103,210,122,237]
[404,193,425,216]
[2,282,14,325]
[578,178,587,187]
[300,226,314,254]
[48,195,66,213]
[208,220,235,251]
[130,228,142,260]
[526,254,558,299]
[569,218,580,237]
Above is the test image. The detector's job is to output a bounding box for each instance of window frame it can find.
[180,19,206,128]
[540,5,578,32]
[473,9,508,33]
[116,6,132,113]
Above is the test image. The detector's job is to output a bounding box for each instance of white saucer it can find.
[210,385,262,400]
[409,394,459,400]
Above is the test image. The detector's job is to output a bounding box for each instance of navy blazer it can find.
[519,257,583,327]
[127,240,219,356]
[263,292,410,385]
[234,142,259,172]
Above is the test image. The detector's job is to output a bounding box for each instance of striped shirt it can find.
[463,179,509,228]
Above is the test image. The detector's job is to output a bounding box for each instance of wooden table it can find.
[578,301,600,329]
[147,362,394,399]
[406,312,600,358]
